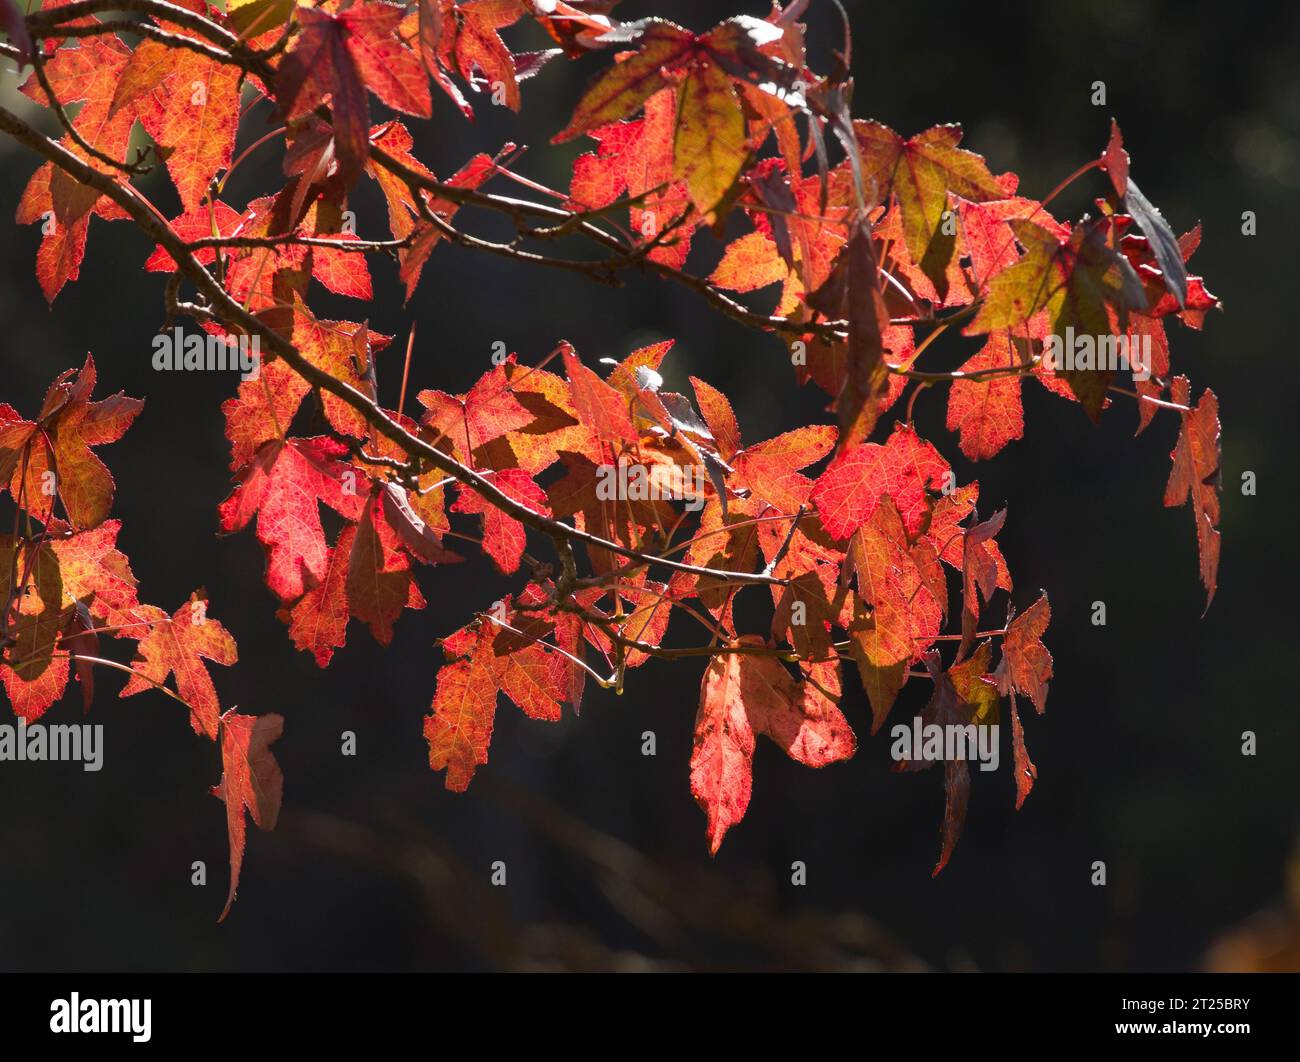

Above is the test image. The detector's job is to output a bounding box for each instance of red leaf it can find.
[277,7,372,182]
[811,423,950,541]
[0,354,142,529]
[854,121,1012,293]
[346,487,426,644]
[451,467,549,575]
[560,341,639,448]
[945,333,1025,460]
[1164,377,1221,610]
[732,425,836,515]
[691,637,855,852]
[217,437,366,603]
[999,592,1052,714]
[110,38,241,213]
[342,1,432,119]
[212,710,284,922]
[426,601,572,791]
[418,358,535,465]
[282,523,355,668]
[119,592,238,739]
[845,497,942,732]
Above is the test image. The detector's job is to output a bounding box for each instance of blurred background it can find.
[0,0,1296,971]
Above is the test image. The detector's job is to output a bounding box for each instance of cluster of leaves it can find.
[0,358,280,920]
[0,0,1222,911]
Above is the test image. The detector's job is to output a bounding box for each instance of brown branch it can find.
[368,142,850,341]
[30,18,241,67]
[187,233,415,253]
[26,0,276,81]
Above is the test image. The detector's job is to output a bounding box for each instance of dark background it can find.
[0,0,1296,971]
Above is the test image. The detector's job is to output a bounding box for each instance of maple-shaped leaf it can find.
[968,218,1148,418]
[998,592,1052,714]
[732,424,837,515]
[673,56,747,217]
[954,195,1068,290]
[1164,376,1221,610]
[854,121,1013,293]
[691,636,855,853]
[17,37,136,301]
[0,535,70,721]
[0,355,142,529]
[279,2,432,183]
[109,35,241,213]
[218,437,366,603]
[346,487,426,644]
[426,603,571,791]
[811,423,950,542]
[417,358,535,466]
[212,710,284,922]
[451,467,549,575]
[49,518,141,627]
[994,597,1050,809]
[282,522,356,668]
[959,508,1007,651]
[845,497,942,732]
[120,592,238,739]
[555,14,792,160]
[945,332,1026,460]
[559,341,639,449]
[445,0,529,111]
[569,88,696,268]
